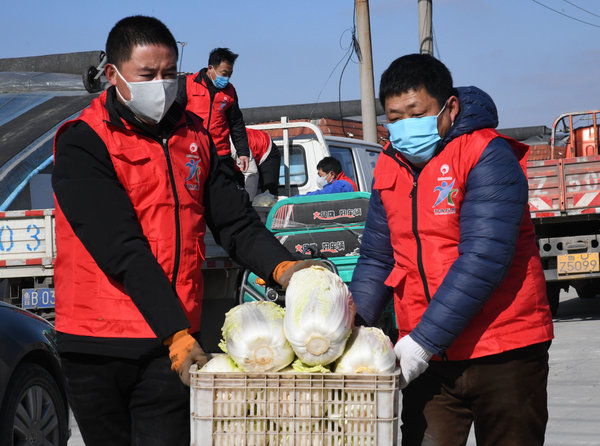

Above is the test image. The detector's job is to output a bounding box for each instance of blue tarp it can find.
[0,72,94,211]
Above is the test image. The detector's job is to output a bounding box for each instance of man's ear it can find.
[105,64,118,87]
[447,95,460,124]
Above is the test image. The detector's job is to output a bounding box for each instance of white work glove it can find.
[394,335,433,389]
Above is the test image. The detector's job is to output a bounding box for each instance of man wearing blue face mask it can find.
[349,54,553,445]
[178,47,250,187]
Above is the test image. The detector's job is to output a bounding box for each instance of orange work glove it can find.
[272,259,328,290]
[164,329,207,386]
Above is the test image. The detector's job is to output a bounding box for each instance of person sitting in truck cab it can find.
[304,156,358,195]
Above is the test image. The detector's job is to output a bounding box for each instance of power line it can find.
[310,29,355,121]
[530,0,600,28]
[561,0,600,19]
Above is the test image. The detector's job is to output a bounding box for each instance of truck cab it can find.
[249,118,381,197]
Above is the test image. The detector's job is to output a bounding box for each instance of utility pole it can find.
[355,0,378,144]
[418,0,433,55]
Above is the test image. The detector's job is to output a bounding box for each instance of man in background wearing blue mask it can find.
[349,53,553,445]
[178,47,250,187]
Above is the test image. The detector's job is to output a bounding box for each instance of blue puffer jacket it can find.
[349,86,531,355]
[304,179,354,195]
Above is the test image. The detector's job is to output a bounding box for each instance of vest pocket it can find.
[384,266,407,291]
[111,147,152,164]
[110,146,166,192]
[373,172,397,191]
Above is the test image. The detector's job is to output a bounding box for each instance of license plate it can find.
[557,252,600,276]
[22,288,55,309]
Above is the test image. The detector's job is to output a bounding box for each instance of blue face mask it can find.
[213,74,229,89]
[385,102,447,165]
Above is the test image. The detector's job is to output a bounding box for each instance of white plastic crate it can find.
[190,365,400,446]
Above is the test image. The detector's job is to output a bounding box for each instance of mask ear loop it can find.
[436,100,448,118]
[111,65,132,102]
[440,98,456,127]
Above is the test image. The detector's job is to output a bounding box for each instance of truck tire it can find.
[82,65,101,93]
[546,282,561,317]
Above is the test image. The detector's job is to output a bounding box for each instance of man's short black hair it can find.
[317,157,343,176]
[105,16,178,66]
[379,53,453,109]
[208,48,239,67]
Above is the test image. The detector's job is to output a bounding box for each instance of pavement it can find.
[68,288,600,445]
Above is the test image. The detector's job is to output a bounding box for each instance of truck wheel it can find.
[546,283,561,317]
[82,66,101,93]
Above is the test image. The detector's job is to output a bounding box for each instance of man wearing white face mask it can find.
[349,54,553,445]
[52,16,308,446]
[303,156,358,196]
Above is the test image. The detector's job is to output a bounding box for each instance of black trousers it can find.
[60,352,189,446]
[401,342,550,446]
[258,142,281,196]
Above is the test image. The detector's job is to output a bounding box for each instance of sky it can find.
[1,0,599,129]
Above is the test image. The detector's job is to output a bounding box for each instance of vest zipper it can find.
[386,147,447,360]
[411,179,433,303]
[161,137,181,289]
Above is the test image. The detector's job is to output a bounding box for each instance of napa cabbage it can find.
[199,354,241,372]
[283,266,355,366]
[334,326,397,374]
[219,301,295,372]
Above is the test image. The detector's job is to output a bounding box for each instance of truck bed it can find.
[527,154,600,218]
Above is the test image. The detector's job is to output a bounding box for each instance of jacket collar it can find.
[441,86,499,146]
[195,67,219,94]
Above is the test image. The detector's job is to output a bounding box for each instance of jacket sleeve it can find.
[203,141,294,283]
[410,137,529,356]
[226,89,250,158]
[348,188,395,326]
[304,180,355,196]
[52,121,190,341]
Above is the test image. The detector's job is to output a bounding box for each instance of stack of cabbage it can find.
[201,265,396,374]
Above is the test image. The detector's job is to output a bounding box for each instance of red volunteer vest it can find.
[53,91,212,338]
[246,128,272,164]
[185,73,237,157]
[374,128,553,360]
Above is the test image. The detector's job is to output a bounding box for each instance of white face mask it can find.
[113,66,178,124]
[316,174,329,189]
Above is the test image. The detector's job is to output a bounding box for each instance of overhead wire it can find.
[561,0,600,19]
[310,30,355,121]
[530,0,600,28]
